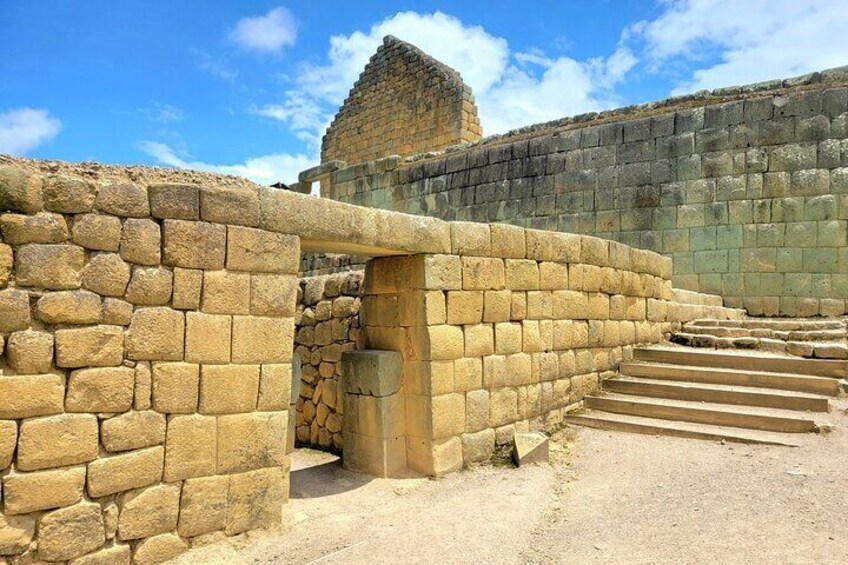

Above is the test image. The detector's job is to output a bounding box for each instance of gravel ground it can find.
[174,400,848,565]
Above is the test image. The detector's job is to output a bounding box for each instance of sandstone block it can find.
[0,420,16,469]
[152,362,199,413]
[0,166,43,213]
[82,252,131,296]
[343,432,406,478]
[185,312,231,363]
[227,226,299,273]
[72,214,122,251]
[18,413,98,471]
[37,502,105,561]
[101,410,166,452]
[68,544,131,565]
[450,221,491,256]
[340,350,402,396]
[132,533,189,565]
[199,364,260,414]
[490,223,526,259]
[494,322,522,354]
[0,513,35,556]
[42,175,94,213]
[0,374,64,420]
[225,467,284,534]
[200,185,261,226]
[119,218,161,265]
[36,289,102,324]
[16,243,85,289]
[162,219,226,270]
[409,324,464,360]
[2,466,85,514]
[587,293,610,319]
[202,270,250,314]
[0,243,10,287]
[65,366,135,412]
[148,183,200,220]
[490,388,518,428]
[117,483,180,540]
[232,315,292,363]
[102,297,133,325]
[446,290,483,324]
[6,330,53,373]
[134,361,152,410]
[251,274,297,317]
[86,446,164,497]
[126,307,184,360]
[464,323,494,357]
[258,364,292,410]
[163,414,217,481]
[178,475,228,537]
[552,290,589,319]
[539,262,568,290]
[55,325,124,367]
[461,256,505,290]
[0,211,68,244]
[406,435,462,477]
[0,289,31,332]
[505,259,540,290]
[483,290,511,323]
[513,431,549,466]
[217,412,287,473]
[526,230,581,263]
[123,266,173,306]
[96,182,149,217]
[412,254,462,290]
[527,291,553,319]
[172,267,203,310]
[462,428,496,464]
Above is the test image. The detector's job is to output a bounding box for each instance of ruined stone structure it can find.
[321,35,482,166]
[0,158,737,561]
[321,64,848,317]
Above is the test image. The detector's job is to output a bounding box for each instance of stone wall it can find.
[0,166,299,563]
[299,252,367,277]
[294,271,363,452]
[323,66,848,317]
[321,35,482,166]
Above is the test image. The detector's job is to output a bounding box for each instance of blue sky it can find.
[1,1,846,184]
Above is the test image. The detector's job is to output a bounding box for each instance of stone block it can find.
[86,446,164,497]
[124,266,173,305]
[95,182,149,217]
[163,414,217,481]
[178,475,229,537]
[68,544,131,565]
[202,270,250,314]
[225,467,284,534]
[413,254,463,290]
[450,221,491,256]
[0,420,16,469]
[119,218,161,265]
[552,290,589,319]
[172,267,203,310]
[461,256,505,290]
[200,185,260,226]
[15,243,85,289]
[251,274,298,317]
[462,429,496,464]
[102,297,133,325]
[0,374,63,419]
[41,174,95,213]
[0,211,68,244]
[37,502,105,561]
[258,364,292,411]
[505,259,540,290]
[483,289,511,322]
[132,533,189,565]
[232,315,292,363]
[0,289,30,332]
[490,387,518,428]
[398,289,445,326]
[152,362,199,413]
[343,432,406,478]
[117,483,180,540]
[148,183,200,220]
[36,289,101,324]
[227,226,299,273]
[406,435,462,477]
[66,367,135,413]
[199,364,260,414]
[409,324,464,360]
[0,166,43,213]
[2,466,86,515]
[82,252,131,296]
[126,307,184,361]
[494,322,522,354]
[340,350,402,396]
[217,412,287,473]
[490,223,526,259]
[71,214,122,251]
[185,312,231,363]
[513,431,549,466]
[101,411,166,452]
[6,330,53,373]
[0,513,35,556]
[346,393,405,438]
[55,325,124,368]
[0,243,10,287]
[525,230,581,263]
[446,290,484,324]
[162,219,226,270]
[465,323,494,357]
[17,413,99,471]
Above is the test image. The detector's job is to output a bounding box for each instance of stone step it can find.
[584,394,819,433]
[620,361,841,396]
[670,333,848,359]
[605,376,830,412]
[634,346,847,378]
[680,325,846,341]
[565,411,799,447]
[688,318,845,331]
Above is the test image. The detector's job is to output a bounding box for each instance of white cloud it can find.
[630,0,848,93]
[139,103,184,124]
[138,141,312,186]
[229,7,297,53]
[0,107,61,155]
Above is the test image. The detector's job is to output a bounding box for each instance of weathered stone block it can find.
[450,221,491,256]
[0,420,16,469]
[86,446,164,497]
[36,289,101,324]
[0,374,64,420]
[225,467,284,534]
[71,214,122,251]
[132,533,189,565]
[343,432,406,478]
[124,266,173,305]
[0,243,10,287]
[409,324,464,360]
[55,325,124,368]
[102,297,133,325]
[117,483,180,540]
[37,502,105,561]
[163,414,217,481]
[68,544,131,565]
[82,252,131,296]
[101,411,166,452]
[0,212,68,244]
[490,223,526,259]
[15,243,85,289]
[119,218,161,265]
[258,364,292,410]
[148,183,200,220]
[0,166,43,213]
[199,364,260,414]
[513,431,549,466]
[0,289,30,333]
[446,290,484,324]
[6,330,53,373]
[42,175,95,213]
[217,412,287,473]
[172,267,203,310]
[406,435,462,477]
[126,307,184,360]
[340,350,403,396]
[17,414,99,471]
[162,219,226,270]
[232,315,292,363]
[178,475,229,537]
[461,256,505,290]
[185,312,231,363]
[462,428,495,464]
[0,513,35,556]
[2,466,85,515]
[200,185,261,226]
[413,254,463,290]
[66,367,134,413]
[202,270,250,314]
[227,226,299,273]
[152,362,199,413]
[464,323,494,357]
[251,274,297,317]
[96,182,149,217]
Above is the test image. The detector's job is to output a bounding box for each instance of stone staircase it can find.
[671,318,848,359]
[567,346,846,446]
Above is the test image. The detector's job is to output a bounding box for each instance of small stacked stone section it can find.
[294,272,363,452]
[299,252,367,277]
[321,35,482,166]
[672,318,848,359]
[0,167,298,564]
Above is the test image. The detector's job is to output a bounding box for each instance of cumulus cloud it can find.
[0,107,62,155]
[138,141,312,186]
[229,7,298,53]
[629,0,848,93]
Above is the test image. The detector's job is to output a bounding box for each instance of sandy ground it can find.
[175,400,848,565]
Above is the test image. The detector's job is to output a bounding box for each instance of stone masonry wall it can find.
[294,271,363,452]
[321,35,482,166]
[0,166,298,564]
[324,67,848,317]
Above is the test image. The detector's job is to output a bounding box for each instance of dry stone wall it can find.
[0,166,298,564]
[321,35,482,166]
[324,67,848,317]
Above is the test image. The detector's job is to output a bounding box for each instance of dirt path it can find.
[175,401,848,565]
